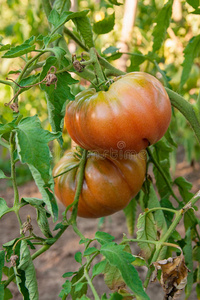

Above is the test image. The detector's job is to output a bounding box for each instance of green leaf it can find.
[3,288,13,300]
[75,252,82,264]
[107,0,122,5]
[103,46,120,55]
[192,8,200,14]
[103,261,125,292]
[72,13,94,48]
[95,231,115,245]
[43,33,62,47]
[83,247,98,256]
[0,44,11,52]
[70,266,87,300]
[15,116,61,220]
[92,260,107,278]
[63,271,74,278]
[123,198,137,236]
[15,240,39,300]
[152,0,173,52]
[147,185,168,235]
[22,198,52,238]
[136,212,157,259]
[0,169,9,179]
[41,56,77,140]
[93,13,115,35]
[0,285,3,300]
[174,177,193,203]
[48,10,94,48]
[59,280,71,298]
[183,228,193,299]
[132,256,148,267]
[2,36,36,58]
[100,243,149,300]
[180,35,200,89]
[186,0,199,9]
[53,0,71,14]
[0,198,10,219]
[152,139,173,198]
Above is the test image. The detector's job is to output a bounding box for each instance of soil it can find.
[0,149,200,300]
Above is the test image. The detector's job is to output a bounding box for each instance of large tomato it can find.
[53,149,146,218]
[65,72,171,153]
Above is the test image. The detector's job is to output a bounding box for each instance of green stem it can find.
[70,149,88,223]
[143,190,200,288]
[89,48,105,84]
[84,268,100,300]
[9,133,19,207]
[18,52,45,82]
[165,87,200,146]
[146,147,181,204]
[64,27,89,52]
[98,56,126,76]
[0,79,14,87]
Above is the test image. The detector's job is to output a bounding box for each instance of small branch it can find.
[64,27,89,52]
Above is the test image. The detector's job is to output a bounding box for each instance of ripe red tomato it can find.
[65,72,171,153]
[53,149,146,218]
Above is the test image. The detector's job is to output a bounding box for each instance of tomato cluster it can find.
[53,72,171,218]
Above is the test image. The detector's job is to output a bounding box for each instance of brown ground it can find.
[0,150,200,300]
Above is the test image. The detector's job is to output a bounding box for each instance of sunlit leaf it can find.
[93,13,115,35]
[152,0,173,52]
[180,35,200,89]
[2,36,36,58]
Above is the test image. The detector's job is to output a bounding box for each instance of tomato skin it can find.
[53,150,146,218]
[65,72,171,153]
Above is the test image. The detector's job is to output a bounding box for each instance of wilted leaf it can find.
[153,254,189,299]
[123,198,137,236]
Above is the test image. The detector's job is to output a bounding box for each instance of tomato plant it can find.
[0,1,200,300]
[65,72,172,153]
[53,149,146,218]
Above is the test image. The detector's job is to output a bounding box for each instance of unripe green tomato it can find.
[65,72,171,153]
[53,149,146,218]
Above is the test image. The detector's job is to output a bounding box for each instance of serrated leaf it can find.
[93,13,115,35]
[183,228,193,299]
[103,261,125,292]
[15,240,39,300]
[100,243,149,300]
[136,212,157,259]
[71,266,87,300]
[152,139,173,198]
[95,231,115,245]
[0,44,11,51]
[180,34,200,89]
[49,10,94,48]
[40,56,77,140]
[72,14,94,48]
[123,198,137,236]
[59,280,71,298]
[43,33,62,47]
[152,0,173,52]
[186,0,199,9]
[0,198,11,219]
[15,116,61,220]
[22,197,52,238]
[2,36,36,58]
[53,0,71,14]
[92,260,107,278]
[174,177,193,203]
